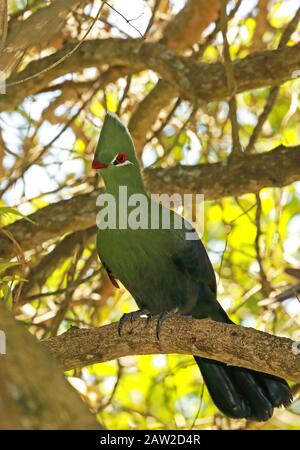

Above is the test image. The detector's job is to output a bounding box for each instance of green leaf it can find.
[0,207,36,224]
[0,260,20,275]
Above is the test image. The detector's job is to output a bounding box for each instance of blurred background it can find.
[0,0,300,429]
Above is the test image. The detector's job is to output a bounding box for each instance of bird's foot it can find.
[118,309,152,337]
[156,307,179,340]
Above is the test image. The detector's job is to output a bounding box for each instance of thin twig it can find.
[245,5,300,153]
[145,97,181,146]
[220,0,241,156]
[0,0,8,52]
[115,0,160,116]
[49,244,83,337]
[23,272,98,302]
[254,192,272,297]
[245,86,279,153]
[103,1,144,38]
[96,360,123,412]
[194,0,243,59]
[144,0,161,36]
[218,201,257,283]
[1,80,101,197]
[0,227,27,312]
[152,106,197,167]
[116,75,132,115]
[6,1,106,87]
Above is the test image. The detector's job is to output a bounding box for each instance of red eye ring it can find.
[114,152,128,165]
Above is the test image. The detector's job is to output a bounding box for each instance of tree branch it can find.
[144,144,300,196]
[0,0,8,53]
[129,79,177,154]
[1,39,300,112]
[130,0,220,153]
[245,5,300,153]
[21,226,96,298]
[0,302,99,429]
[42,315,300,382]
[160,0,220,52]
[0,0,83,76]
[1,144,299,259]
[220,0,242,156]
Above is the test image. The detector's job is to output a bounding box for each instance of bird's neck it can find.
[100,173,150,229]
[102,170,148,199]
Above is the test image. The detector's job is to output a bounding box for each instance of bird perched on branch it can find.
[92,112,292,421]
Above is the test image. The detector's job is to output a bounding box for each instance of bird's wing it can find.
[102,261,120,289]
[173,236,217,295]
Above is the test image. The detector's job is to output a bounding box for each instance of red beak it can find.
[92,160,108,169]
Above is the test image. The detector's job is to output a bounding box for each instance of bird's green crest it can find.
[93,113,145,194]
[94,113,137,165]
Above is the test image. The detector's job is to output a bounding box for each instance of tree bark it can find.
[42,315,300,382]
[160,0,220,52]
[0,303,99,429]
[1,39,300,112]
[0,0,83,75]
[0,0,7,53]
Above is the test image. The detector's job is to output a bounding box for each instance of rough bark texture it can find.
[1,39,299,112]
[0,0,83,75]
[160,0,220,52]
[0,0,7,52]
[251,0,269,51]
[144,145,300,197]
[42,315,300,382]
[0,190,99,259]
[0,144,299,259]
[0,302,99,429]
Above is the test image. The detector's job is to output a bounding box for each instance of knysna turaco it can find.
[92,113,292,421]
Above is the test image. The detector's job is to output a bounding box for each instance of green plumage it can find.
[94,113,292,421]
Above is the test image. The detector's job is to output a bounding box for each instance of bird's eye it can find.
[113,152,129,165]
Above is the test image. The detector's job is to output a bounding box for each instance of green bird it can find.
[92,113,292,421]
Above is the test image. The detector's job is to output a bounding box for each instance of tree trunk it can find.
[0,303,99,429]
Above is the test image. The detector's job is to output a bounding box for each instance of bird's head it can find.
[92,113,138,171]
[92,113,144,192]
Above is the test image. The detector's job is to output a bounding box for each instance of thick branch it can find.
[0,0,83,75]
[0,145,299,259]
[0,302,99,429]
[160,0,220,52]
[42,315,300,382]
[1,39,300,111]
[0,190,99,259]
[144,146,300,196]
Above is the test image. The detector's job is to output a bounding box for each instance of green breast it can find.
[97,225,190,313]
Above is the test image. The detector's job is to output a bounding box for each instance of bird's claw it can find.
[118,309,152,337]
[156,308,179,340]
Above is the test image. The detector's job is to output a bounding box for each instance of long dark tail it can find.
[193,298,292,421]
[194,356,292,421]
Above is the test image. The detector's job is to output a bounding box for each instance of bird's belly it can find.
[97,229,188,314]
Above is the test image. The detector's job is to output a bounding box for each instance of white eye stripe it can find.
[117,160,132,166]
[110,155,133,166]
